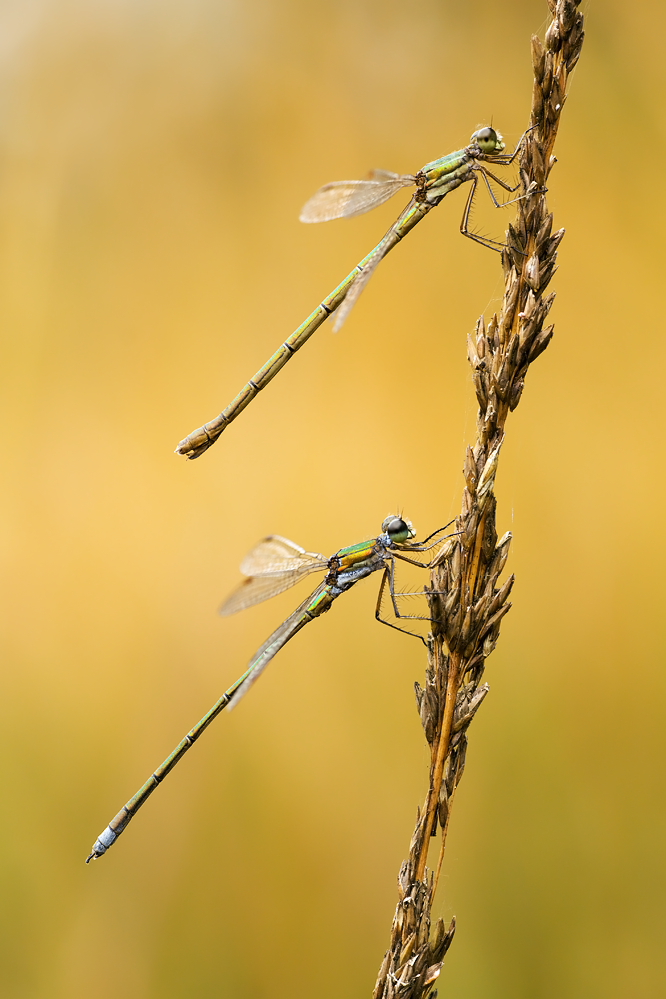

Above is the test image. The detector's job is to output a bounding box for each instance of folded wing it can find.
[220,535,328,616]
[227,583,329,707]
[332,242,389,332]
[300,171,415,223]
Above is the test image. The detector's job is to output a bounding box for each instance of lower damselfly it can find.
[87,515,455,862]
[175,125,526,460]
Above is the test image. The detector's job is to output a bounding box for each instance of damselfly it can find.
[176,126,526,459]
[86,515,455,862]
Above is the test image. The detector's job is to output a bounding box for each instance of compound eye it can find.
[472,126,498,152]
[382,516,412,542]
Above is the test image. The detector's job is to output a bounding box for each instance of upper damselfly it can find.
[87,515,455,862]
[175,126,526,460]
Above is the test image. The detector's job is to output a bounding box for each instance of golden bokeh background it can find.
[1,1,664,996]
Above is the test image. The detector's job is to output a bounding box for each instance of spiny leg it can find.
[375,567,429,643]
[478,166,521,200]
[392,530,461,569]
[388,559,443,624]
[375,560,448,643]
[461,171,536,253]
[478,166,544,211]
[392,547,450,569]
[406,519,457,550]
[487,124,536,167]
[460,175,506,253]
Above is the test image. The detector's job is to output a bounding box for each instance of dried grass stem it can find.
[372,3,584,996]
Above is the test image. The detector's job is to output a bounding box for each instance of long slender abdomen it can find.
[86,683,238,861]
[174,202,434,459]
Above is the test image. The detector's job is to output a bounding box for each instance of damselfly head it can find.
[471,126,505,155]
[382,515,416,544]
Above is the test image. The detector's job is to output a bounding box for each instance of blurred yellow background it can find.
[1,1,664,996]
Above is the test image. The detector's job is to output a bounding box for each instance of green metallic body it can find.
[87,517,445,862]
[175,129,521,459]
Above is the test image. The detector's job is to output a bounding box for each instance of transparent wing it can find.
[220,567,326,616]
[220,535,328,616]
[368,169,407,182]
[228,583,328,708]
[300,172,415,223]
[239,534,325,576]
[332,241,390,332]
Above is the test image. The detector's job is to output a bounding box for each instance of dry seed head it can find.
[375,5,584,996]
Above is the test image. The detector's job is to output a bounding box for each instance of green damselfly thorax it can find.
[87,515,456,862]
[176,125,527,460]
